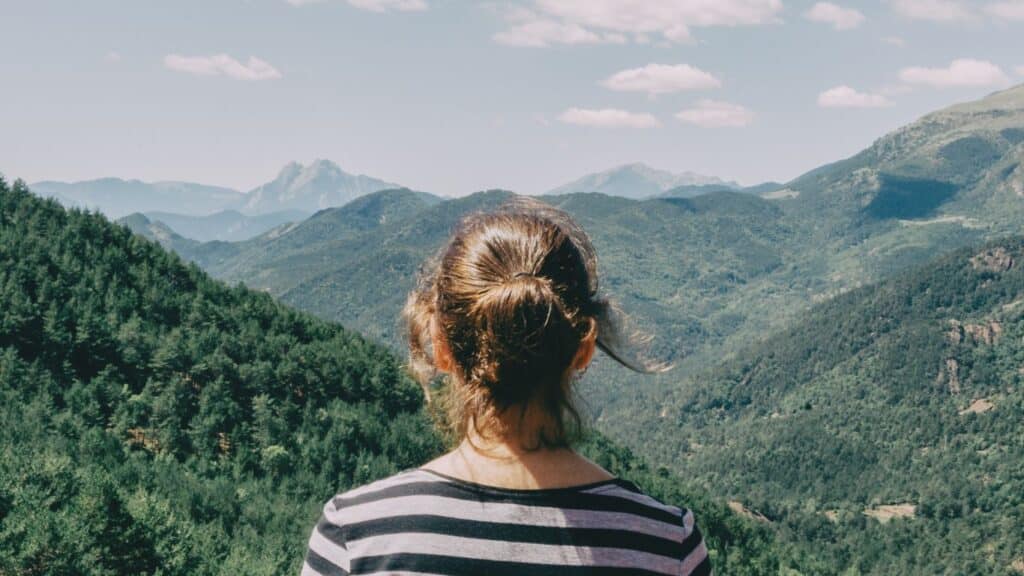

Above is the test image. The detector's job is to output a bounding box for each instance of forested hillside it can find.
[605,238,1024,574]
[0,178,779,574]
[158,188,809,370]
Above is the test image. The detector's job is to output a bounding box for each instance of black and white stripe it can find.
[302,469,711,576]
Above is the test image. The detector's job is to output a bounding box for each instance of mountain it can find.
[743,181,786,196]
[1,177,780,574]
[604,237,1024,574]
[29,160,408,225]
[654,181,784,199]
[184,188,492,343]
[546,162,738,199]
[141,209,307,242]
[787,84,1024,230]
[117,212,199,253]
[239,159,403,214]
[654,183,737,198]
[178,188,804,355]
[29,177,243,219]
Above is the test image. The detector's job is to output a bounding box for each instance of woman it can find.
[302,197,711,575]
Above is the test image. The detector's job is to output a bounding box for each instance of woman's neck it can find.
[420,406,614,490]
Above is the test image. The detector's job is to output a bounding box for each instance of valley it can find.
[0,180,779,574]
[116,84,1024,574]
[8,84,1024,574]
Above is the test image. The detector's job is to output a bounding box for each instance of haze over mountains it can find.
[139,209,308,243]
[31,159,409,241]
[547,162,739,199]
[33,159,747,242]
[29,178,243,219]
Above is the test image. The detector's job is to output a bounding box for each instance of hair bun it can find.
[402,195,666,449]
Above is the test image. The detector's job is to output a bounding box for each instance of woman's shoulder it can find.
[327,468,438,509]
[588,478,686,513]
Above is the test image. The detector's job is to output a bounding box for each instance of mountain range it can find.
[31,160,406,239]
[546,162,740,199]
[108,84,1024,572]
[150,87,1024,374]
[29,177,243,219]
[34,160,748,241]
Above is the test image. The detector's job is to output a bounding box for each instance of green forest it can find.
[0,178,779,574]
[603,238,1024,573]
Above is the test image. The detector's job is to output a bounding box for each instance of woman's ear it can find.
[572,321,597,372]
[430,316,455,373]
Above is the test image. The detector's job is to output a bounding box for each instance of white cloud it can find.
[890,0,1024,21]
[1016,66,1024,76]
[674,100,753,127]
[882,35,907,47]
[286,0,427,10]
[985,1,1024,20]
[602,64,721,96]
[105,51,122,62]
[889,0,972,21]
[163,54,283,81]
[558,108,660,128]
[804,2,865,30]
[347,0,427,12]
[494,17,609,46]
[495,0,782,46]
[899,58,1010,88]
[817,85,893,108]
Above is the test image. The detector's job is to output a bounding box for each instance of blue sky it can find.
[2,0,1022,195]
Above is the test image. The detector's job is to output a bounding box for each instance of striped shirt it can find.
[302,468,711,575]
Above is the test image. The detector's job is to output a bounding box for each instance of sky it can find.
[1,0,1023,196]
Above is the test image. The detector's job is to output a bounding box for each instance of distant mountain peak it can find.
[547,162,737,199]
[240,160,401,214]
[276,161,303,177]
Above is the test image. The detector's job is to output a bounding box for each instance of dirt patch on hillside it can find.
[959,398,995,415]
[762,188,799,199]
[863,504,916,523]
[947,319,1003,345]
[728,501,770,523]
[970,247,1014,272]
[936,358,961,394]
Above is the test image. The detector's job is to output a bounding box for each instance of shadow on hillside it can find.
[865,174,959,220]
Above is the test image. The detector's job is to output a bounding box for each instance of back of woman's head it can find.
[404,196,663,448]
